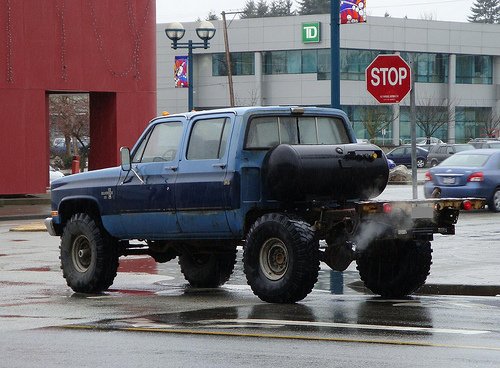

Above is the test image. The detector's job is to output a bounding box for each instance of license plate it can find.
[411,206,434,219]
[442,177,455,184]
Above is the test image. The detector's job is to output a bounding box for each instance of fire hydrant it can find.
[71,155,80,174]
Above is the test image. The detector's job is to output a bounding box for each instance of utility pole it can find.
[409,54,418,199]
[221,11,238,107]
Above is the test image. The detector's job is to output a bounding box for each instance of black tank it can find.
[262,143,389,202]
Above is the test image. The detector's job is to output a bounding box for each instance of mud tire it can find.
[60,213,119,293]
[178,247,237,288]
[356,239,432,298]
[243,213,319,303]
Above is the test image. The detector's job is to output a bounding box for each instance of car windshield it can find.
[441,153,489,167]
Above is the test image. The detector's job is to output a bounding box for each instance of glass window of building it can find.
[212,52,255,76]
[343,105,394,144]
[456,55,493,84]
[302,50,317,73]
[400,52,448,83]
[287,50,301,73]
[399,107,448,143]
[455,107,493,142]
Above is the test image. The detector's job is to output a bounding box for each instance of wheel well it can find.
[58,199,101,227]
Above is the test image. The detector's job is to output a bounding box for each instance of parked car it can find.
[468,138,500,149]
[424,149,500,212]
[385,145,429,168]
[50,137,89,157]
[403,137,444,145]
[49,166,64,183]
[426,143,475,167]
[387,158,396,170]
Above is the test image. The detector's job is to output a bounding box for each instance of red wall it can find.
[0,0,156,194]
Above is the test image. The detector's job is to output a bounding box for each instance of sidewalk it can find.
[0,194,51,221]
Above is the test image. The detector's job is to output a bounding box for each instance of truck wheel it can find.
[243,213,319,303]
[178,247,237,288]
[356,239,432,298]
[60,213,119,293]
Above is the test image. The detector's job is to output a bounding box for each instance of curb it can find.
[0,214,48,222]
[348,281,500,297]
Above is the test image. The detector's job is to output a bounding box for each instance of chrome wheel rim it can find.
[72,235,92,272]
[259,238,288,281]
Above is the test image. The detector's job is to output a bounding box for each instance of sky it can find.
[156,0,476,24]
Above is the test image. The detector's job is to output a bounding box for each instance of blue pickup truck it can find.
[45,106,482,303]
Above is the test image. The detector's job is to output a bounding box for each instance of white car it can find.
[49,166,64,183]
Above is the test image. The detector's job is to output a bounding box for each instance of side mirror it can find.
[120,147,131,171]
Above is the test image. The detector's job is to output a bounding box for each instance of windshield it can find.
[441,153,489,167]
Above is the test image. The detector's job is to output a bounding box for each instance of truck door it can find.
[116,120,184,238]
[175,115,233,235]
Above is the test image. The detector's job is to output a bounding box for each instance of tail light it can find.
[424,171,432,181]
[467,172,484,182]
[382,203,393,214]
[462,200,473,211]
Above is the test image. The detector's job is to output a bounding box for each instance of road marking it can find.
[207,318,490,335]
[62,324,500,352]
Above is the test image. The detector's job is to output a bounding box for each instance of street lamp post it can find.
[165,21,216,111]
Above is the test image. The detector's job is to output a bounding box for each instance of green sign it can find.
[302,22,320,43]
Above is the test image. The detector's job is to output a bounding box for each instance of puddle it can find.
[118,257,157,274]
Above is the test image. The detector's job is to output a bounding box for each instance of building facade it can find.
[157,15,500,145]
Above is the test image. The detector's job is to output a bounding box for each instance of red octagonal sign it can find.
[366,54,411,104]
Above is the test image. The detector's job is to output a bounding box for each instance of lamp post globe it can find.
[165,22,185,46]
[196,20,216,43]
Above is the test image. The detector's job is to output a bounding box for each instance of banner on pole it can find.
[340,0,367,24]
[174,56,189,88]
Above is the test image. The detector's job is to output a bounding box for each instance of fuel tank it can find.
[262,144,389,202]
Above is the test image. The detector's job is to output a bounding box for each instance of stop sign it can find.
[366,54,411,104]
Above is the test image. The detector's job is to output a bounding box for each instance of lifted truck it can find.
[45,106,484,303]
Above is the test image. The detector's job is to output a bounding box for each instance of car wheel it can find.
[416,158,426,168]
[488,188,500,213]
[430,159,438,167]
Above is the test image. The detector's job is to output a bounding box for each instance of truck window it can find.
[245,116,349,149]
[187,117,230,160]
[133,121,183,163]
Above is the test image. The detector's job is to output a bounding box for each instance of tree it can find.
[359,106,398,143]
[415,98,455,143]
[241,0,294,18]
[256,0,270,17]
[206,11,220,21]
[468,0,500,23]
[241,0,258,18]
[297,0,330,15]
[476,111,500,138]
[269,0,294,16]
[49,94,90,169]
